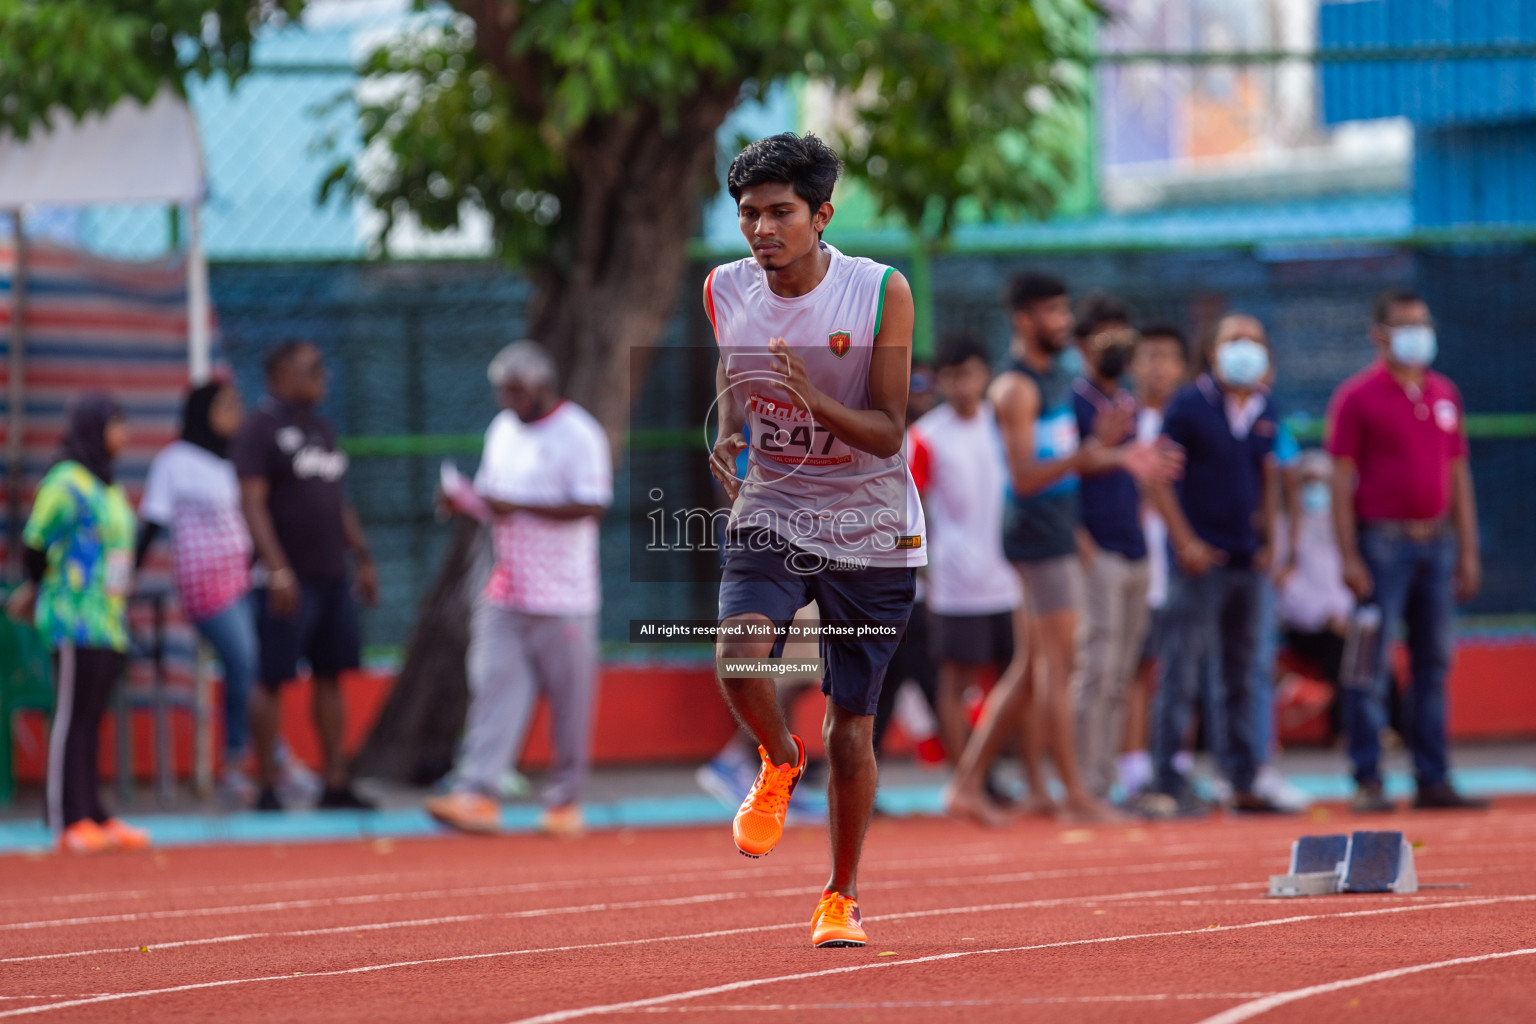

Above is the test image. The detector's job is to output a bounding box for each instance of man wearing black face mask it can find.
[1072,320,1151,802]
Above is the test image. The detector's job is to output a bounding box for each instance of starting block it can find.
[1343,830,1418,894]
[1267,831,1417,897]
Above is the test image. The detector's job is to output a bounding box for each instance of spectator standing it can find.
[908,336,1022,813]
[1277,449,1356,698]
[1147,313,1285,814]
[1240,414,1313,812]
[138,382,259,804]
[1119,325,1188,797]
[7,396,150,853]
[871,362,941,759]
[1071,323,1150,801]
[426,341,613,837]
[946,273,1171,824]
[233,342,378,811]
[1326,289,1486,812]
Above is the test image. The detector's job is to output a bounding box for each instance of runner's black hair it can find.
[934,333,991,371]
[727,133,842,212]
[1004,271,1068,312]
[264,339,313,381]
[1137,322,1188,356]
[1075,292,1134,338]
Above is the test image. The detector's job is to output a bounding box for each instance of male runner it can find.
[706,133,923,949]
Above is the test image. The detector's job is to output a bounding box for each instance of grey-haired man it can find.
[426,341,613,836]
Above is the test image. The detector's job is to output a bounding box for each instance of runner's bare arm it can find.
[1256,457,1280,572]
[484,499,607,520]
[768,272,913,459]
[1450,455,1481,601]
[989,371,1079,496]
[709,353,749,501]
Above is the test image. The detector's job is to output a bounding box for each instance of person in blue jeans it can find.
[1147,313,1286,814]
[1325,289,1485,812]
[1198,417,1310,811]
[139,383,262,804]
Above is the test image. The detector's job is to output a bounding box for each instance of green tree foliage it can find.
[0,1,304,139]
[326,0,1097,443]
[330,0,1095,261]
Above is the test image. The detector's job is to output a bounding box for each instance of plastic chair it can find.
[117,590,215,805]
[0,611,54,806]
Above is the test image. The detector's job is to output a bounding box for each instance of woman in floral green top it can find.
[5,395,150,853]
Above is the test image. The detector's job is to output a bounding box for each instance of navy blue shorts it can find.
[717,530,917,716]
[255,576,362,689]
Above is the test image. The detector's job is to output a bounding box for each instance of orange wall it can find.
[12,640,1536,783]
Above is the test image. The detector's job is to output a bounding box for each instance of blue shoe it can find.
[695,754,758,809]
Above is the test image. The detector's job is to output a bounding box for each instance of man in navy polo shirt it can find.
[1147,313,1285,814]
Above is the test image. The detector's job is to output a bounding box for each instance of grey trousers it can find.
[453,601,600,808]
[1074,551,1151,797]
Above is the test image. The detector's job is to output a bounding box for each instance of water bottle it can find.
[1340,604,1384,692]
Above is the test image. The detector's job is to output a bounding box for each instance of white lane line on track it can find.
[1191,947,1536,1024]
[4,892,1533,1020]
[635,992,1279,1011]
[0,823,1514,921]
[0,874,413,910]
[0,840,1115,912]
[0,851,1237,933]
[0,882,1243,965]
[0,825,1398,913]
[500,894,1536,1024]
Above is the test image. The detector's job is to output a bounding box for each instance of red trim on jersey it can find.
[703,268,719,338]
[907,427,932,495]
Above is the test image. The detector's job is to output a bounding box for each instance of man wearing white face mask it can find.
[1325,289,1485,813]
[1144,313,1284,814]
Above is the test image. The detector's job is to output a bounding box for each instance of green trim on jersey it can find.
[873,266,896,337]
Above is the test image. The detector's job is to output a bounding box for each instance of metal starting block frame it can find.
[1267,831,1418,897]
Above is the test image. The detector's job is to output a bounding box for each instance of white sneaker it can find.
[217,765,258,808]
[494,769,531,801]
[1254,764,1313,812]
[1116,751,1152,796]
[1205,775,1234,807]
[276,744,323,807]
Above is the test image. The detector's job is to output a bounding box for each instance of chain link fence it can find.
[206,241,1534,662]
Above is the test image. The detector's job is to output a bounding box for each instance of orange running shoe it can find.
[424,792,501,834]
[99,818,151,851]
[811,890,867,948]
[539,804,585,838]
[58,820,112,855]
[732,735,805,858]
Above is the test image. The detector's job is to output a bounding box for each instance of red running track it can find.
[2,800,1534,1023]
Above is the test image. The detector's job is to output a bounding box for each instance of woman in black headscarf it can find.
[6,394,149,853]
[138,380,259,806]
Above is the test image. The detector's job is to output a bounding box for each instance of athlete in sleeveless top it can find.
[943,272,1179,828]
[706,133,923,948]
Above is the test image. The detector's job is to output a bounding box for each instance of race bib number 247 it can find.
[747,392,851,468]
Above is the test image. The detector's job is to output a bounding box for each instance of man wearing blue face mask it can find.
[1145,313,1285,814]
[1325,289,1485,813]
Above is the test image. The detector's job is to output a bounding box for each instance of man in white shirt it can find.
[909,336,1026,825]
[426,341,613,836]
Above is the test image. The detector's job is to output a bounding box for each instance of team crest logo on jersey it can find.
[828,330,851,358]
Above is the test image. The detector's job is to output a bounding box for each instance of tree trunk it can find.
[352,517,491,785]
[530,88,742,445]
[355,87,740,782]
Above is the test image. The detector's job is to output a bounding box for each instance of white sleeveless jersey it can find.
[707,242,925,568]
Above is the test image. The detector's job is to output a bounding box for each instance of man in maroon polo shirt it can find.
[1325,289,1486,813]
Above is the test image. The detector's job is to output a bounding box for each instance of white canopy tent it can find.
[0,90,210,569]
